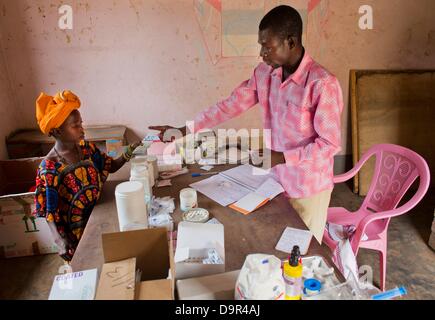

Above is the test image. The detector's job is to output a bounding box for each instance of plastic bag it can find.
[235,254,285,300]
[148,197,175,231]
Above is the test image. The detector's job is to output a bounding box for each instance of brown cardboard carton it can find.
[0,157,57,258]
[95,227,175,300]
[95,257,137,300]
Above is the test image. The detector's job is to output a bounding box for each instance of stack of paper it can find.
[229,178,284,215]
[190,164,284,214]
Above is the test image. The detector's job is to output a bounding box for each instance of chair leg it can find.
[379,249,387,292]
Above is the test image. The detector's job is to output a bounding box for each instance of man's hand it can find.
[270,150,286,167]
[149,125,187,142]
[249,149,286,168]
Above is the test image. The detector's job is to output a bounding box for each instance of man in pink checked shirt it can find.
[150,5,344,244]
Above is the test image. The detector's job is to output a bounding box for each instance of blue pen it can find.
[191,172,219,177]
[371,286,407,300]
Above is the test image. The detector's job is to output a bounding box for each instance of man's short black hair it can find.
[259,5,303,43]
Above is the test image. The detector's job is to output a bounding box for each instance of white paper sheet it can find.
[255,177,284,200]
[200,165,215,171]
[275,227,313,255]
[190,164,275,208]
[231,192,269,213]
[189,174,252,207]
[49,268,98,300]
[219,164,270,191]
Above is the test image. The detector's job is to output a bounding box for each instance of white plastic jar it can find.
[179,188,198,212]
[115,181,148,231]
[146,155,159,183]
[130,158,152,203]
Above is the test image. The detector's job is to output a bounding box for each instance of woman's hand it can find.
[47,221,70,256]
[128,141,143,153]
[148,125,187,142]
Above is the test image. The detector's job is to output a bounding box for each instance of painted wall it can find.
[306,0,435,153]
[0,0,434,160]
[0,32,19,159]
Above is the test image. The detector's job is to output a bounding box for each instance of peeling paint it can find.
[66,34,71,43]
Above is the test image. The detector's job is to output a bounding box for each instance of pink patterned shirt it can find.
[189,52,343,198]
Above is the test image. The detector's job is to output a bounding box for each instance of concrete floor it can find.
[1,183,434,300]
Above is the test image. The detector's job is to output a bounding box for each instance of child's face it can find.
[58,110,85,143]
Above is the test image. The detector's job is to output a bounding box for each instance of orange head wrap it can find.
[35,90,81,134]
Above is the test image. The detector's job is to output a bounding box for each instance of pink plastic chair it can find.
[323,144,430,291]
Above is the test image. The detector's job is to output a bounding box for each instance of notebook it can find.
[190,164,284,214]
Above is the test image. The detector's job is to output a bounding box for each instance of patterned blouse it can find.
[33,140,112,261]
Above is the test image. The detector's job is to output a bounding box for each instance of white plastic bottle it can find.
[130,158,152,204]
[115,181,148,231]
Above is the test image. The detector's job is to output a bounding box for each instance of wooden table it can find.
[71,162,344,282]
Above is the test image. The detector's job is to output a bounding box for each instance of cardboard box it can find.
[174,221,225,280]
[96,257,137,300]
[95,228,175,300]
[0,157,57,258]
[176,270,240,300]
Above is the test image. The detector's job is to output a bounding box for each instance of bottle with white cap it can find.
[115,181,148,231]
[146,155,159,183]
[130,157,153,204]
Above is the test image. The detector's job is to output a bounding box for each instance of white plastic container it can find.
[130,161,152,204]
[115,181,148,231]
[146,155,159,182]
[179,188,198,212]
[134,156,155,187]
[131,156,154,188]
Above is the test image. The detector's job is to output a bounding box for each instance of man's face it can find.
[58,109,85,143]
[258,28,293,69]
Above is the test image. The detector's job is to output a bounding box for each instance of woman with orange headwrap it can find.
[33,90,141,261]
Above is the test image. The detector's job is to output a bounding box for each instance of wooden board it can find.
[351,70,435,195]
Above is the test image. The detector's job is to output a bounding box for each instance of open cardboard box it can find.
[95,227,175,300]
[176,269,240,300]
[174,221,225,280]
[0,157,57,258]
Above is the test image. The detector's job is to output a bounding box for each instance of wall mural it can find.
[193,0,311,64]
